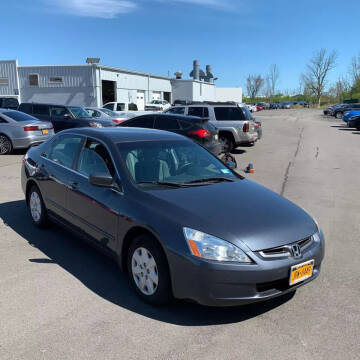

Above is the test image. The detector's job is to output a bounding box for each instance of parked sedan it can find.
[343,110,360,122]
[0,109,54,154]
[347,115,360,130]
[85,107,128,125]
[22,128,324,306]
[120,113,223,156]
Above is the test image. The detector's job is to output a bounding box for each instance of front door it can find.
[67,138,119,252]
[50,106,72,132]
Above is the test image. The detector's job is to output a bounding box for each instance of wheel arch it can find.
[120,226,170,273]
[25,179,39,206]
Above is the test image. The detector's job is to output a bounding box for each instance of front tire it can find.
[28,185,49,228]
[127,235,172,305]
[335,112,343,119]
[0,135,13,155]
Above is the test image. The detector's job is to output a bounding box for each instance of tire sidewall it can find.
[29,185,48,228]
[127,235,172,305]
[220,135,234,153]
[0,134,13,155]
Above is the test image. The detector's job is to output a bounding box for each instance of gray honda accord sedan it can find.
[21,128,324,306]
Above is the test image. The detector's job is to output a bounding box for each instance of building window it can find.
[0,78,9,86]
[49,76,63,84]
[29,74,39,87]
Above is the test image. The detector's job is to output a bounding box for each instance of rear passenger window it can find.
[49,136,83,168]
[33,105,49,116]
[167,107,185,115]
[154,117,181,130]
[214,107,245,121]
[188,107,209,118]
[123,116,154,128]
[50,106,67,117]
[128,103,138,111]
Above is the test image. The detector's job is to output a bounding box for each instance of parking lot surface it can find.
[0,109,359,360]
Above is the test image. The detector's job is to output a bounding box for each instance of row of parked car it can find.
[0,101,262,155]
[245,101,310,112]
[323,102,360,129]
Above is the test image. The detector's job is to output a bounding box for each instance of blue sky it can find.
[1,0,359,93]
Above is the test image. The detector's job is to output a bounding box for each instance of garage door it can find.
[137,91,145,110]
[152,91,161,101]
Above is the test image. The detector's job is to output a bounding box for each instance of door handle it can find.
[69,181,79,189]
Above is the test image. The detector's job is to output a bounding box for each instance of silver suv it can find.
[166,102,258,152]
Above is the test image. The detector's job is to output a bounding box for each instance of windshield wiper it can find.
[184,177,235,184]
[136,181,186,188]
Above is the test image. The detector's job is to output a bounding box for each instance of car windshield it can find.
[69,106,90,118]
[117,140,239,187]
[3,111,39,122]
[100,108,117,117]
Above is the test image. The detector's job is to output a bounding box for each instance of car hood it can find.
[146,179,317,251]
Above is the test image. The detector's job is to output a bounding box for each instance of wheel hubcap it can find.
[131,247,158,295]
[30,192,41,222]
[0,136,11,155]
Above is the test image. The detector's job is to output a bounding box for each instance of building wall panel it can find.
[0,60,19,96]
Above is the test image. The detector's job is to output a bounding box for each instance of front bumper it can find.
[169,233,325,307]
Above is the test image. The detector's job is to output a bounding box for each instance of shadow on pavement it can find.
[0,200,295,326]
[352,132,360,135]
[231,149,247,155]
[337,128,355,131]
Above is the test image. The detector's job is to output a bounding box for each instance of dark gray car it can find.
[21,128,324,306]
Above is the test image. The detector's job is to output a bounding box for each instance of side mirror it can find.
[225,161,237,169]
[89,173,114,188]
[63,113,72,119]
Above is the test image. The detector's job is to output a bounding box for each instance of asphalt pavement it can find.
[0,109,359,360]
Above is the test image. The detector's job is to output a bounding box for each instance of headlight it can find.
[183,227,252,263]
[89,122,103,128]
[313,231,321,243]
[344,111,349,116]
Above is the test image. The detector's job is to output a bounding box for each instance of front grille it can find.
[256,277,290,293]
[258,236,313,259]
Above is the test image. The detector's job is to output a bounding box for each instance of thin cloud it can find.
[48,0,137,19]
[169,0,234,9]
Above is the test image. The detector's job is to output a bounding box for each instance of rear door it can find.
[32,104,51,122]
[40,134,84,221]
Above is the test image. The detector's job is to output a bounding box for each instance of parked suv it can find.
[0,97,19,110]
[18,103,113,132]
[165,102,258,152]
[332,104,360,119]
[120,113,223,156]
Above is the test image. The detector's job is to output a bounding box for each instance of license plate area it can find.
[289,259,314,286]
[42,129,49,135]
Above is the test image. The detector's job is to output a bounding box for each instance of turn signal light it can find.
[24,126,39,131]
[113,119,124,124]
[188,129,211,138]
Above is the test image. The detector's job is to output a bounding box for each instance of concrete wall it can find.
[216,88,243,103]
[99,67,171,106]
[18,65,96,106]
[0,60,20,97]
[171,79,216,102]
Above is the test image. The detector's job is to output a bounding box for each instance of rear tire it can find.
[28,185,49,228]
[0,134,13,155]
[127,235,172,306]
[219,133,235,153]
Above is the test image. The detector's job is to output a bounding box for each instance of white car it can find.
[246,104,257,112]
[145,100,171,112]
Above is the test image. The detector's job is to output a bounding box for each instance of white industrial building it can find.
[0,59,241,109]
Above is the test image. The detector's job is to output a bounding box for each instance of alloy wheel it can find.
[30,191,42,223]
[131,247,159,296]
[0,135,11,155]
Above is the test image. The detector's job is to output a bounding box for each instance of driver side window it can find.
[76,139,115,178]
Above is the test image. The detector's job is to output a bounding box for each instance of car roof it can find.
[60,127,189,143]
[140,113,205,122]
[20,102,81,107]
[0,109,22,113]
